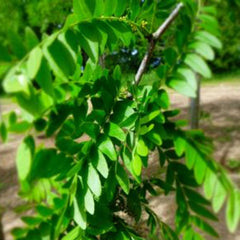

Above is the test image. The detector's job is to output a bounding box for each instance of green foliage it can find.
[0,0,240,240]
[209,0,240,72]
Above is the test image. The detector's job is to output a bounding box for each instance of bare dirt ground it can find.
[0,83,240,240]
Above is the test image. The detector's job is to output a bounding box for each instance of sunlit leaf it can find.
[73,198,87,230]
[136,138,148,157]
[84,189,95,215]
[132,154,142,176]
[195,31,222,49]
[189,41,215,60]
[27,47,43,79]
[87,164,102,197]
[212,180,227,213]
[16,136,34,180]
[184,54,212,78]
[107,122,126,141]
[226,190,240,232]
[92,150,109,178]
[98,136,117,161]
[167,78,196,98]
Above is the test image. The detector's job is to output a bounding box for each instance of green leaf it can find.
[212,180,227,213]
[25,27,39,51]
[112,100,135,123]
[147,131,162,146]
[82,122,99,139]
[194,158,207,184]
[139,124,154,135]
[193,232,206,240]
[113,65,122,81]
[183,228,194,240]
[73,0,95,19]
[27,47,43,79]
[56,137,82,155]
[107,122,126,141]
[116,162,130,194]
[199,14,219,32]
[184,54,212,78]
[11,228,28,238]
[84,189,95,215]
[16,90,53,118]
[94,0,104,17]
[87,164,102,197]
[120,113,138,129]
[62,227,83,240]
[156,89,170,109]
[140,110,162,125]
[167,78,196,98]
[73,197,87,230]
[174,134,186,157]
[127,190,141,222]
[195,31,222,49]
[164,47,178,65]
[46,103,72,136]
[185,143,198,169]
[36,205,53,218]
[43,38,75,81]
[31,149,71,179]
[25,230,42,240]
[189,201,218,221]
[0,122,8,142]
[8,111,17,125]
[16,136,34,180]
[36,58,54,97]
[8,30,27,59]
[203,169,217,199]
[34,118,47,131]
[191,216,219,237]
[104,0,117,16]
[115,0,127,16]
[184,187,209,205]
[189,41,215,61]
[132,154,142,176]
[136,138,148,157]
[130,0,140,20]
[3,69,30,95]
[98,136,117,161]
[107,21,134,46]
[9,121,31,133]
[92,150,109,178]
[96,21,118,50]
[177,68,197,91]
[0,43,11,62]
[21,216,42,226]
[58,30,78,64]
[226,190,240,232]
[77,23,100,63]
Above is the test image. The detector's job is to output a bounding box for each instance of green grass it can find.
[202,70,240,85]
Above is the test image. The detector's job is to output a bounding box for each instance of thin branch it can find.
[134,3,184,86]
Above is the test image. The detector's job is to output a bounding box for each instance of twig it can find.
[134,3,184,86]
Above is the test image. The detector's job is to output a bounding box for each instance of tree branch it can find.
[134,3,184,86]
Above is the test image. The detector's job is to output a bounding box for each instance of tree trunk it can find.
[189,76,201,129]
[0,214,4,240]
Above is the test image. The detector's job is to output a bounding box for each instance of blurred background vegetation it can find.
[0,0,240,93]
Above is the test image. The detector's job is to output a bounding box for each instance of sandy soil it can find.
[0,83,240,240]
